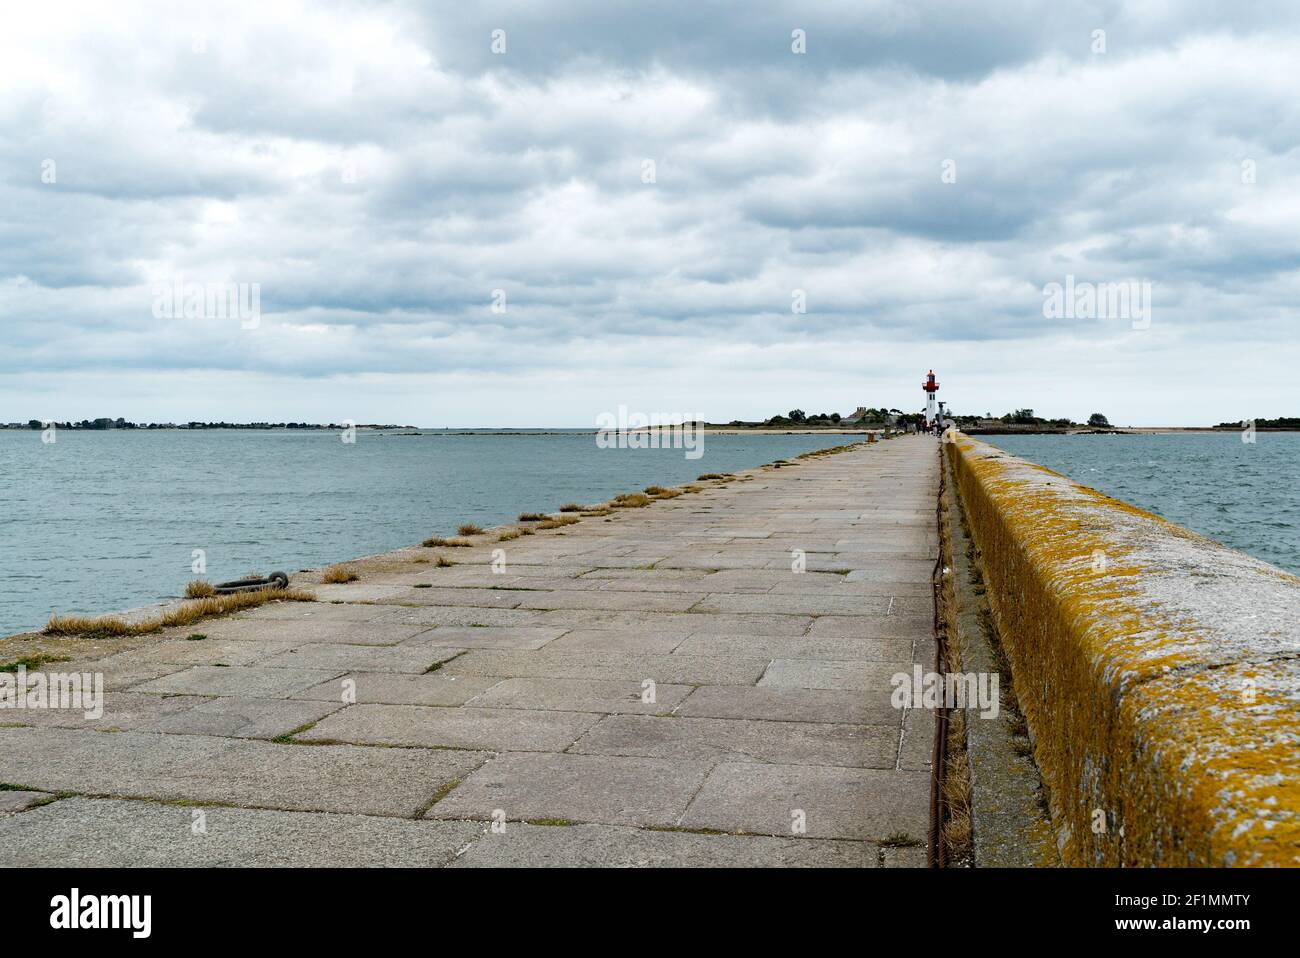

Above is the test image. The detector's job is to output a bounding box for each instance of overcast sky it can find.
[3,1,1297,426]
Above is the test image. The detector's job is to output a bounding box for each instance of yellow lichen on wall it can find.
[949,434,1300,867]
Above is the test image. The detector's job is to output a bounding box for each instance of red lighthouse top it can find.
[922,370,939,392]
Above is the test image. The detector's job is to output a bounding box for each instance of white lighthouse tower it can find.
[922,369,940,428]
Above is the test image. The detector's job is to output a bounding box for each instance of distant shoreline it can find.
[2,425,1295,435]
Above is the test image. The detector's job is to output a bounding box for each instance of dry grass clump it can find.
[696,473,729,480]
[434,556,455,567]
[497,527,522,541]
[651,488,682,499]
[558,503,585,512]
[537,515,581,529]
[42,614,138,638]
[681,485,703,494]
[321,565,359,584]
[942,708,973,862]
[580,507,614,516]
[518,512,548,522]
[611,493,651,508]
[457,523,484,536]
[422,536,472,548]
[184,580,216,599]
[45,587,315,638]
[643,486,667,495]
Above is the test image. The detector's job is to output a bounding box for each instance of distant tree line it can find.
[10,419,414,430]
[1213,417,1300,429]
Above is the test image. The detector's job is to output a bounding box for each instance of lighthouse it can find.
[922,369,940,427]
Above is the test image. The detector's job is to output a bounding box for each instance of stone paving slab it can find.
[0,790,54,814]
[679,763,932,841]
[570,714,898,768]
[139,697,343,739]
[807,614,934,638]
[437,649,771,685]
[515,591,705,612]
[427,752,714,828]
[195,618,432,646]
[542,628,690,654]
[130,665,344,698]
[54,657,191,691]
[293,671,501,707]
[383,587,525,608]
[465,677,693,715]
[536,609,814,636]
[245,602,412,623]
[97,637,299,667]
[257,642,462,674]
[691,593,894,615]
[299,703,600,751]
[673,632,915,661]
[675,685,901,726]
[377,606,552,628]
[758,658,913,694]
[310,582,413,603]
[0,691,207,731]
[0,727,488,817]
[0,797,484,867]
[449,821,877,868]
[404,625,568,650]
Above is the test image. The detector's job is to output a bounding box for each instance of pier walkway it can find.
[0,436,938,867]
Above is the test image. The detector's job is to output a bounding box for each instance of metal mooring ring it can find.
[212,571,290,594]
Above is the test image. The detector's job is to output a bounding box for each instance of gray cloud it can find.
[0,1,1297,425]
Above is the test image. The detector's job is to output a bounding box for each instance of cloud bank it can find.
[2,0,1297,425]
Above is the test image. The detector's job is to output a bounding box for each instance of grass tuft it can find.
[537,515,581,529]
[497,528,522,541]
[321,565,359,584]
[456,523,484,536]
[184,580,216,599]
[517,512,547,522]
[45,587,315,638]
[0,654,72,673]
[434,556,455,568]
[422,536,472,548]
[557,503,585,512]
[611,493,651,508]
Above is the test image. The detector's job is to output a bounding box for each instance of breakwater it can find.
[949,433,1300,866]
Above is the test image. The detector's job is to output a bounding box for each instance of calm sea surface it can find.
[0,429,854,636]
[987,433,1300,577]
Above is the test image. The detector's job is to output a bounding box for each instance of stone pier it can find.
[0,436,939,867]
